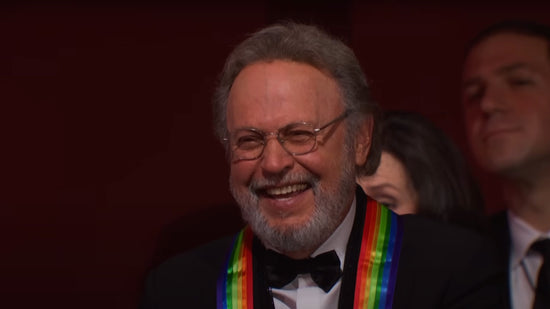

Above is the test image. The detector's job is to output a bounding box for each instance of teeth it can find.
[266,184,308,196]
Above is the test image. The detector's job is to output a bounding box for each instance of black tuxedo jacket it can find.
[140,188,506,308]
[489,211,512,309]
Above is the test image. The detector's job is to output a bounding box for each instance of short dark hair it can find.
[213,22,381,175]
[379,111,484,228]
[466,20,550,57]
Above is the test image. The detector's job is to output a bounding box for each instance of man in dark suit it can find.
[461,20,550,309]
[141,22,503,308]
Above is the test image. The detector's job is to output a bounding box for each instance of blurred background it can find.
[3,1,549,308]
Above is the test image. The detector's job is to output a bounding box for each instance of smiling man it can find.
[462,20,550,309]
[140,22,504,309]
[226,60,359,260]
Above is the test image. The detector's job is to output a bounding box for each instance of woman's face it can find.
[357,151,418,214]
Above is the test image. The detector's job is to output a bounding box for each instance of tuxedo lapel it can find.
[252,237,275,309]
[339,186,403,309]
[338,186,368,308]
[490,211,511,309]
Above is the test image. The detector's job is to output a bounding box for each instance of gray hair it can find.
[213,22,381,175]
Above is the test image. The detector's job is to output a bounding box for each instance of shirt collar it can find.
[508,210,550,268]
[311,197,356,268]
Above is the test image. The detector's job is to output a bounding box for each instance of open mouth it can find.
[259,183,310,199]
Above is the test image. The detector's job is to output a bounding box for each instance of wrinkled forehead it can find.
[226,61,344,131]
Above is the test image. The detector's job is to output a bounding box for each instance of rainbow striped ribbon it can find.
[353,199,403,309]
[217,200,402,309]
[216,226,254,309]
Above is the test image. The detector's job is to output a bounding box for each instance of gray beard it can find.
[229,145,357,254]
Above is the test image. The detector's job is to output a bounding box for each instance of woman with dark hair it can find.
[357,111,484,228]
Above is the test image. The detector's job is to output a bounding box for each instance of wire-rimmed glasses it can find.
[224,110,350,161]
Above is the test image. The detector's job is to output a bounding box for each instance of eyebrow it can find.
[367,183,398,192]
[231,121,311,133]
[462,62,533,89]
[496,62,532,74]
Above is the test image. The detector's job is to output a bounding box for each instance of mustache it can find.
[249,172,319,192]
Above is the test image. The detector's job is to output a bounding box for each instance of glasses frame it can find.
[224,110,350,161]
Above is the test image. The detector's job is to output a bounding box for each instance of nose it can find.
[259,135,294,175]
[479,85,508,115]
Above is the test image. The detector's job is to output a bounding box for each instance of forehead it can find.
[360,152,411,191]
[463,33,550,79]
[226,60,343,129]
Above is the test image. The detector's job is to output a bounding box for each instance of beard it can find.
[229,140,357,254]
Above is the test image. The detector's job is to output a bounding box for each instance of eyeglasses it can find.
[225,110,350,161]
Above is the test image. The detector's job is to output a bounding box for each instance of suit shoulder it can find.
[401,214,491,250]
[489,211,509,237]
[395,215,505,308]
[398,214,501,275]
[154,235,234,277]
[140,236,235,309]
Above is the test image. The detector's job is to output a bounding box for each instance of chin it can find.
[249,208,336,254]
[483,155,529,178]
[265,216,310,231]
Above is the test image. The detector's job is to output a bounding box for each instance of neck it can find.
[503,162,550,232]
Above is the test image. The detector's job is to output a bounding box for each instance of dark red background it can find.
[3,2,549,308]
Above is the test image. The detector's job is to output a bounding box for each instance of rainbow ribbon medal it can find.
[217,226,254,309]
[217,199,402,309]
[353,198,403,309]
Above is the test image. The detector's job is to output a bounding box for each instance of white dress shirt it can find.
[270,199,356,309]
[508,210,550,309]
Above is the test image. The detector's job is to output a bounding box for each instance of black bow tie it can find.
[264,249,342,293]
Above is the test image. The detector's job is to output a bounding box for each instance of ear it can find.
[354,116,373,167]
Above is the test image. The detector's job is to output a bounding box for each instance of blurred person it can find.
[357,111,484,230]
[462,20,550,309]
[140,22,504,309]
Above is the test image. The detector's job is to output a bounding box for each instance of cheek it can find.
[323,132,351,167]
[230,162,257,189]
[300,144,346,180]
[530,98,550,123]
[399,201,418,215]
[542,111,550,132]
[465,117,482,145]
[533,114,550,149]
[464,111,479,132]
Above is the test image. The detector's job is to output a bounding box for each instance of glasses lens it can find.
[229,123,318,161]
[279,123,316,155]
[231,129,264,160]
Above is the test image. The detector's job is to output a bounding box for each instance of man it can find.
[141,22,503,308]
[462,20,550,309]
